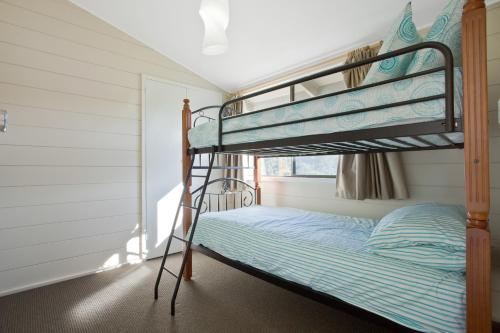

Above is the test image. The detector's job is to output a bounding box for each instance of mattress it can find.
[188,68,463,148]
[190,206,465,333]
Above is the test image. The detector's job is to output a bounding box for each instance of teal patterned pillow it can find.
[363,2,421,85]
[406,0,464,74]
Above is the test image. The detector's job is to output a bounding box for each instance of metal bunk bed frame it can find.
[154,1,491,332]
[192,41,460,157]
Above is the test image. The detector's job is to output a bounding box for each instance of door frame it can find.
[140,75,221,259]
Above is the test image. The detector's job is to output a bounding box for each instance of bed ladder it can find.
[154,151,215,315]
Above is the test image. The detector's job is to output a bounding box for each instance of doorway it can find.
[142,76,222,259]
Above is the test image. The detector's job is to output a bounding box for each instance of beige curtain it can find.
[336,44,409,200]
[223,94,243,191]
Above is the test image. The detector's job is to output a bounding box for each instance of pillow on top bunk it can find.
[406,0,464,74]
[363,2,421,85]
[367,202,466,252]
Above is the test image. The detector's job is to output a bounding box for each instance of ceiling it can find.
[70,0,466,92]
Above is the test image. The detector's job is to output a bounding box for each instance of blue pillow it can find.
[406,0,464,74]
[363,2,421,84]
[370,245,465,272]
[367,203,466,251]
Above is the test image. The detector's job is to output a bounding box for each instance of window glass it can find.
[262,156,337,177]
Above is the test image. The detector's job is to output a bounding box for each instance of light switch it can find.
[0,110,7,133]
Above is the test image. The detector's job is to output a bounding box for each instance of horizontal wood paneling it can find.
[3,125,139,151]
[489,59,500,85]
[0,198,140,229]
[0,0,221,295]
[0,183,139,209]
[0,21,214,90]
[0,1,170,67]
[0,103,140,135]
[1,125,139,150]
[0,145,140,167]
[11,0,140,43]
[0,82,139,119]
[0,214,139,250]
[488,84,500,111]
[487,5,500,35]
[487,33,500,60]
[0,230,136,272]
[0,166,140,187]
[0,61,141,104]
[0,42,139,89]
[0,248,133,296]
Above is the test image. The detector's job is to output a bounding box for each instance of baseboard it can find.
[0,259,143,298]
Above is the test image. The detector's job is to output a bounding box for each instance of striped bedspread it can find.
[190,206,465,333]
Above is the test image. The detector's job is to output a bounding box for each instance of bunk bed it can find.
[154,1,491,332]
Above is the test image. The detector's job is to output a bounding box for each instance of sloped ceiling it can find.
[70,0,469,92]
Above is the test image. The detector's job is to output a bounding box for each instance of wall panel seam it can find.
[0,100,142,121]
[0,227,138,252]
[0,196,139,209]
[1,0,145,47]
[0,246,126,273]
[0,213,140,230]
[0,19,196,74]
[0,81,141,106]
[0,60,141,91]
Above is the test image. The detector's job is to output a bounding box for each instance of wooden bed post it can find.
[254,156,261,205]
[462,1,491,332]
[182,98,193,280]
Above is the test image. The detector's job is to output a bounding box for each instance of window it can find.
[262,155,338,178]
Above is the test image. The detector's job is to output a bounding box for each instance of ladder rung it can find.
[162,267,178,278]
[192,166,253,170]
[181,204,198,210]
[192,175,207,178]
[172,235,187,243]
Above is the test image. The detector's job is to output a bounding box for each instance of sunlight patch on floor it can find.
[69,264,151,322]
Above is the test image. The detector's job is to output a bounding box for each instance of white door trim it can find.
[140,75,222,258]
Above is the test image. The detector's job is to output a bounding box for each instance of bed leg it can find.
[254,156,261,205]
[466,219,491,332]
[462,1,491,332]
[182,98,193,281]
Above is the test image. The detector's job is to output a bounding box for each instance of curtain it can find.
[223,94,243,192]
[336,44,409,200]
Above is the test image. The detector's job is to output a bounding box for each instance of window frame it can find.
[262,155,338,179]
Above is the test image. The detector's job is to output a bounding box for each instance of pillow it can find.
[370,246,465,271]
[406,0,464,74]
[367,203,466,251]
[363,2,421,85]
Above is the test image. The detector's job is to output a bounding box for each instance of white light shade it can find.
[199,0,229,55]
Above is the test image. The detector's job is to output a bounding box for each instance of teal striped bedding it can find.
[190,206,465,333]
[188,68,463,149]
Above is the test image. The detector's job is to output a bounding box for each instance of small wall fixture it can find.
[199,0,229,56]
[498,98,500,125]
[0,110,7,133]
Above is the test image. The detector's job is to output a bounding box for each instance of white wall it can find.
[0,0,221,296]
[261,3,500,320]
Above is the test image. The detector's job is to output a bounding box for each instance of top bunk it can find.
[187,42,463,157]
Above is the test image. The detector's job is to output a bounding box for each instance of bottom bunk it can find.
[188,205,466,333]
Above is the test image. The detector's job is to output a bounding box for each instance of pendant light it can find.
[199,0,229,55]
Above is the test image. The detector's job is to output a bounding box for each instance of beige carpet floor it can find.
[0,252,394,333]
